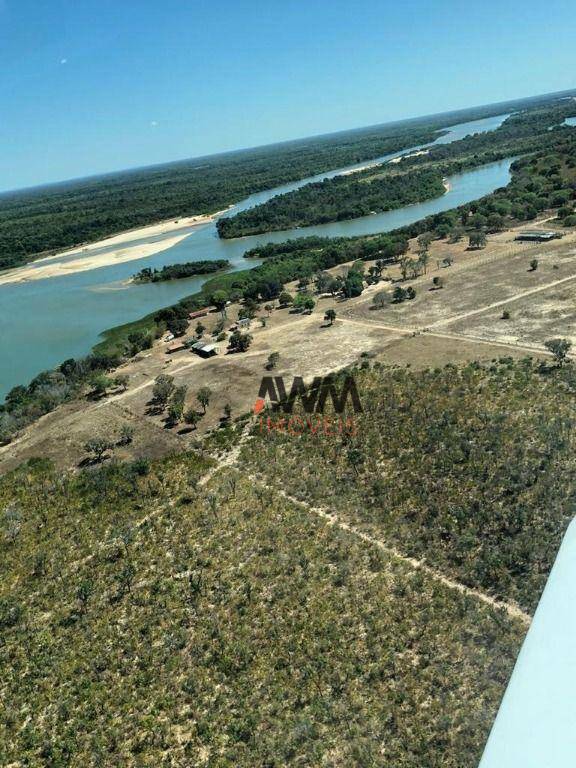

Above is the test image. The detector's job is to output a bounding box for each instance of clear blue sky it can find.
[1,0,574,192]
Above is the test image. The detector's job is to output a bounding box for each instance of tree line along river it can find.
[0,114,512,399]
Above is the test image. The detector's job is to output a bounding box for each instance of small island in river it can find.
[133,259,230,283]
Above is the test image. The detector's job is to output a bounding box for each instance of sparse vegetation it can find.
[545,337,572,366]
[152,374,175,407]
[196,386,212,413]
[469,230,487,249]
[266,351,281,370]
[0,454,524,766]
[83,437,113,463]
[242,358,576,614]
[432,275,444,289]
[324,308,337,325]
[228,330,253,353]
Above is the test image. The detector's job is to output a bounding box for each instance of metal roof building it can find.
[515,230,562,242]
[190,341,218,357]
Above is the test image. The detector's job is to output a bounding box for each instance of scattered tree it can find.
[393,286,406,303]
[127,331,152,356]
[529,258,539,272]
[399,255,413,281]
[76,579,94,615]
[211,290,229,317]
[84,438,113,463]
[167,385,187,426]
[168,317,189,337]
[417,251,430,275]
[469,231,487,249]
[324,309,337,325]
[346,447,365,476]
[297,276,310,291]
[314,271,333,294]
[184,408,201,429]
[228,330,253,353]
[342,271,363,298]
[197,386,212,413]
[152,374,175,406]
[267,351,280,370]
[372,291,389,309]
[117,424,134,445]
[417,232,434,256]
[117,563,136,597]
[294,294,316,313]
[448,226,465,243]
[90,373,112,398]
[545,338,572,366]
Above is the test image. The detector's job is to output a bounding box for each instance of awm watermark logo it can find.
[254,375,362,437]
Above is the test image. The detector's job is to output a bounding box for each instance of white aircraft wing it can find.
[479,518,576,767]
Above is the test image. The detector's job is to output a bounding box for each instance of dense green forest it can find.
[0,119,451,272]
[395,130,576,241]
[217,167,447,237]
[133,259,229,283]
[0,90,571,271]
[217,102,576,238]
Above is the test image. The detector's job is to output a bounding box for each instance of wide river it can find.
[0,113,512,399]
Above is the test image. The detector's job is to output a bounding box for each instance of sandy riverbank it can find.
[338,162,381,177]
[389,149,430,165]
[0,210,227,286]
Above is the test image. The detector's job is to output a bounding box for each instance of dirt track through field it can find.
[241,470,532,627]
[337,316,559,358]
[429,272,576,329]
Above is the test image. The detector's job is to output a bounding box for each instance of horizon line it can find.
[2,84,575,199]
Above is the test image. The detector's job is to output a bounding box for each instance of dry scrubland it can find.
[5,223,576,764]
[1,421,525,766]
[4,352,576,764]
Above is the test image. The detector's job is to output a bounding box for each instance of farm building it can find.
[166,340,187,354]
[188,308,209,320]
[190,341,218,358]
[515,230,563,242]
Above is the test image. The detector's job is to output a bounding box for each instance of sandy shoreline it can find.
[0,209,227,287]
[338,162,381,177]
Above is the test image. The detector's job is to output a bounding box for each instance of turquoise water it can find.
[0,114,510,398]
[564,116,576,127]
